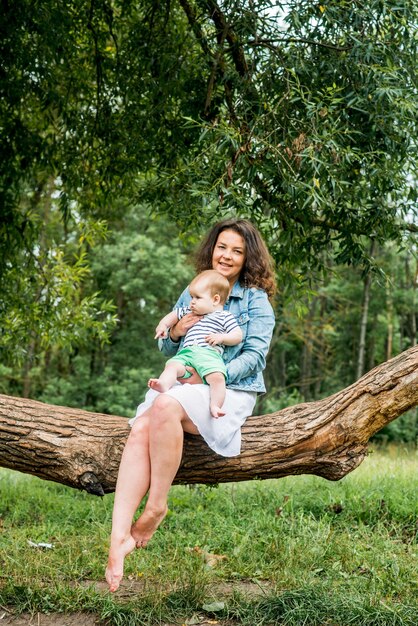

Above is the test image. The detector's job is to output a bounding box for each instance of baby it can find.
[149,270,243,417]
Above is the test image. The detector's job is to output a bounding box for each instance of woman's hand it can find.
[170,313,202,341]
[178,367,203,385]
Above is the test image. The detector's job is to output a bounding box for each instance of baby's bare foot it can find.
[131,505,168,548]
[148,378,169,392]
[105,534,136,592]
[210,405,225,418]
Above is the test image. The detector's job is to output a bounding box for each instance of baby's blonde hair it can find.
[189,270,230,304]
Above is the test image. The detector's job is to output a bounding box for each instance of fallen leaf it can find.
[202,601,225,613]
[187,546,227,568]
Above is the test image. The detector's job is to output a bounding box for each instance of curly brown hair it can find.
[195,218,277,299]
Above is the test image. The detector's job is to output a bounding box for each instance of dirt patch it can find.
[1,579,271,625]
[80,576,272,599]
[0,609,234,626]
[0,611,99,626]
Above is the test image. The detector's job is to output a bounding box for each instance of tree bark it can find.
[1,346,417,496]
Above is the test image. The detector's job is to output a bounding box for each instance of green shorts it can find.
[167,346,226,383]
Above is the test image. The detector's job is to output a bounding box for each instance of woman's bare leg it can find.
[106,394,199,591]
[131,394,199,547]
[105,416,152,592]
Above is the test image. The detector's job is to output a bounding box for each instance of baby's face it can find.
[189,282,219,315]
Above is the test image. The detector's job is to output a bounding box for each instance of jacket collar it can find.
[230,281,245,299]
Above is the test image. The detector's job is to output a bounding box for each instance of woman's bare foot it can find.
[148,378,169,392]
[210,404,225,418]
[105,534,136,592]
[131,505,168,548]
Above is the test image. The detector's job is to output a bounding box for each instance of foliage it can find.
[159,0,418,280]
[1,0,417,349]
[0,180,117,366]
[33,208,194,415]
[0,1,417,437]
[0,447,417,624]
[272,245,416,394]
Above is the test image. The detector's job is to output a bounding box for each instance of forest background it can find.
[0,0,417,444]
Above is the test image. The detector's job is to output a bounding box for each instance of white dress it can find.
[129,383,257,457]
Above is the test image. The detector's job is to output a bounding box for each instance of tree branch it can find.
[179,0,239,122]
[178,0,213,60]
[0,346,417,495]
[247,37,353,53]
[201,0,249,78]
[403,221,418,233]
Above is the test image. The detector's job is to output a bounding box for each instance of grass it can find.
[0,445,417,625]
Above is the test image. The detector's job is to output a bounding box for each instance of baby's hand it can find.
[155,324,169,339]
[205,333,224,346]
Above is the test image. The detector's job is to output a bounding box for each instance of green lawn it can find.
[0,446,417,625]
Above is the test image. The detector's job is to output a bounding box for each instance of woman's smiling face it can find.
[212,229,246,286]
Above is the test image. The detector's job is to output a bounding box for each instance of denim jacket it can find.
[159,281,275,393]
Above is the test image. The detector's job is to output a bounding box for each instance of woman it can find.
[106,218,276,592]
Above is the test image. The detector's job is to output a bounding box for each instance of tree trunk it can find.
[300,298,317,400]
[22,337,36,399]
[0,346,417,496]
[386,276,394,361]
[314,293,327,398]
[410,258,417,347]
[356,243,376,380]
[366,311,378,372]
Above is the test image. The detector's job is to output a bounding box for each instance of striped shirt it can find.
[176,307,239,354]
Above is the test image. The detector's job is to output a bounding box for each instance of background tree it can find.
[0,1,417,442]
